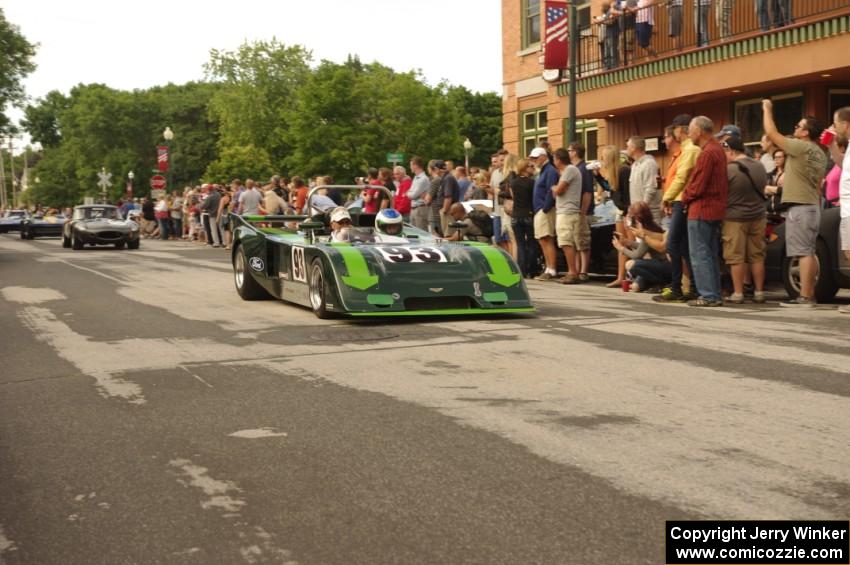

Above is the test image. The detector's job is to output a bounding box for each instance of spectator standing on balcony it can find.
[656,114,701,303]
[408,157,431,231]
[633,0,656,57]
[604,2,622,68]
[756,0,771,31]
[772,0,793,28]
[667,0,684,49]
[831,106,850,314]
[716,0,734,42]
[627,136,662,223]
[763,100,826,307]
[722,136,768,304]
[681,116,728,307]
[694,0,711,47]
[531,147,560,280]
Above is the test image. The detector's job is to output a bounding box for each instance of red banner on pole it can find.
[157,146,169,172]
[544,0,569,70]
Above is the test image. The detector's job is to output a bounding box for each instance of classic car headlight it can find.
[129,222,139,231]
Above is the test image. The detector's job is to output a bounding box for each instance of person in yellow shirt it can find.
[655,114,701,303]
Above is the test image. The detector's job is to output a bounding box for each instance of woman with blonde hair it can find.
[593,145,633,287]
[495,154,518,255]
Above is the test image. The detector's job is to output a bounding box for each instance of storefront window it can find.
[734,93,803,144]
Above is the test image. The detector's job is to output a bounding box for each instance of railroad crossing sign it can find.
[150,175,167,190]
[97,169,112,191]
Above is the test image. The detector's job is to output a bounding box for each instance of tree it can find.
[0,8,37,133]
[446,86,503,167]
[204,40,311,171]
[285,58,462,182]
[203,144,273,183]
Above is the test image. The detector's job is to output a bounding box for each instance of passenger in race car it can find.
[329,207,353,242]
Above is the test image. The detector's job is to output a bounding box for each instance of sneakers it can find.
[561,274,580,285]
[578,273,590,282]
[535,272,557,281]
[727,293,745,305]
[838,304,850,314]
[652,287,686,303]
[687,297,723,307]
[779,296,816,308]
[752,291,766,304]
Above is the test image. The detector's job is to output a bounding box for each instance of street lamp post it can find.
[163,127,174,194]
[463,138,472,172]
[127,170,135,201]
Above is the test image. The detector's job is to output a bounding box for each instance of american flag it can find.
[544,1,569,70]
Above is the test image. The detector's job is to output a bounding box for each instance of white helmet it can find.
[375,208,403,236]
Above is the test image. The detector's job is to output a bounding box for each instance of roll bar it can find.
[305,184,395,215]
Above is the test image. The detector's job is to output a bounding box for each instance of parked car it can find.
[765,206,850,302]
[20,212,66,239]
[0,210,28,233]
[63,205,140,250]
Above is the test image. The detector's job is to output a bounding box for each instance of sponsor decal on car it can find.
[249,257,264,271]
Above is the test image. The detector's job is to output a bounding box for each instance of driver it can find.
[374,208,405,242]
[329,207,353,242]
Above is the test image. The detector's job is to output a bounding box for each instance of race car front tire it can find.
[233,245,272,300]
[309,258,335,319]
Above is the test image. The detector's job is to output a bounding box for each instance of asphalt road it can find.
[1,234,848,565]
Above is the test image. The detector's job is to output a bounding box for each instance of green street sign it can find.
[386,153,405,163]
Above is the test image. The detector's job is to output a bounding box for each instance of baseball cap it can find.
[671,114,692,128]
[716,124,742,139]
[330,207,351,223]
[723,136,745,152]
[432,160,447,170]
[528,147,548,158]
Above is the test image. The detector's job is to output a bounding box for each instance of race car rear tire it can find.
[71,230,83,250]
[233,245,272,300]
[309,258,334,319]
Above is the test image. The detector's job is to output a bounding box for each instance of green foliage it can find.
[25,82,218,206]
[203,144,273,184]
[284,58,463,182]
[446,86,503,167]
[0,8,37,133]
[205,40,311,170]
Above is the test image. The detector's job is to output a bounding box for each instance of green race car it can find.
[230,185,534,319]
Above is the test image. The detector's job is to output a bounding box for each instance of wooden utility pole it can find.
[0,141,6,209]
[8,138,17,208]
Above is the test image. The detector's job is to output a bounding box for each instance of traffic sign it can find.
[150,175,167,190]
[386,152,405,163]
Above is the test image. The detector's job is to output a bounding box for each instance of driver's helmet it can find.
[375,208,403,236]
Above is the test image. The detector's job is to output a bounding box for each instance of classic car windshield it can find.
[76,207,121,220]
[3,210,26,218]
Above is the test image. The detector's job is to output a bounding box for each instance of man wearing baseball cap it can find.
[530,146,559,280]
[716,124,742,141]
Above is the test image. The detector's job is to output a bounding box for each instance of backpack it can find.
[467,210,494,238]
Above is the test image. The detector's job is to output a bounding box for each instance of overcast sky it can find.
[4,0,503,150]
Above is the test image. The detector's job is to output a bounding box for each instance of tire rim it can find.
[309,263,324,312]
[234,251,245,288]
[787,255,819,295]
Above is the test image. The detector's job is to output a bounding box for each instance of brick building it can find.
[501,0,850,161]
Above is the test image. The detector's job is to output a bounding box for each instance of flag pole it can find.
[567,0,578,144]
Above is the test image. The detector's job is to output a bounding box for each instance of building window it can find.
[829,89,850,116]
[734,92,803,145]
[563,119,598,160]
[522,0,541,49]
[522,108,548,156]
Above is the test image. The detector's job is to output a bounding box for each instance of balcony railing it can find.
[576,0,850,77]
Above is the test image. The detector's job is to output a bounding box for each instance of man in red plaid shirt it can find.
[681,116,729,307]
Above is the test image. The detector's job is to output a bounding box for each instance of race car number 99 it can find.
[376,246,447,263]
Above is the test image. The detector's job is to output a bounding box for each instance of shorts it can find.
[668,4,682,36]
[841,216,850,251]
[784,204,820,257]
[533,209,556,239]
[556,213,590,250]
[722,218,767,264]
[636,22,653,48]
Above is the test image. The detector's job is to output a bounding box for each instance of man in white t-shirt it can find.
[832,106,850,314]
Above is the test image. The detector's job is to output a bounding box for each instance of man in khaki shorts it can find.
[551,148,591,284]
[763,100,827,307]
[531,147,560,280]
